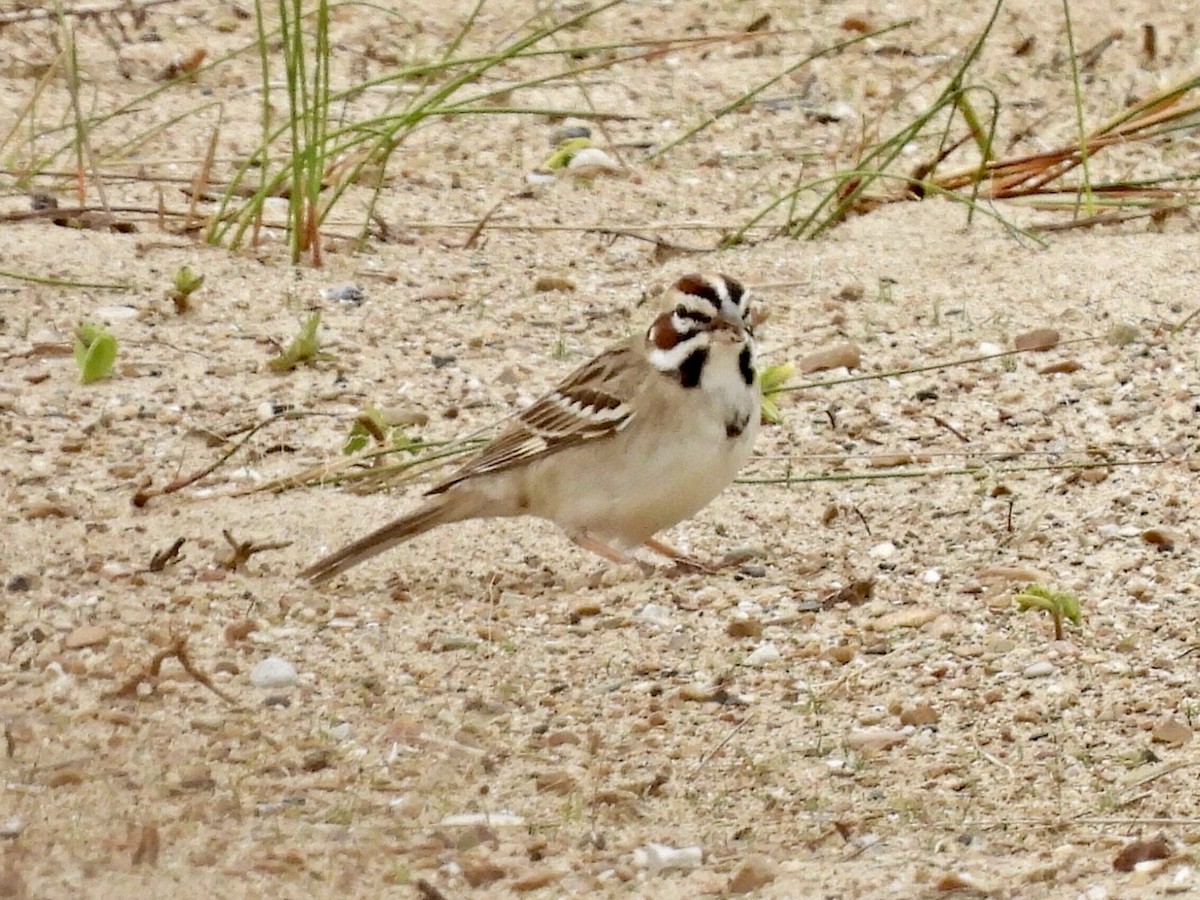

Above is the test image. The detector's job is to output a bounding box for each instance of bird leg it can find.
[642,537,715,575]
[573,534,716,577]
[573,534,640,567]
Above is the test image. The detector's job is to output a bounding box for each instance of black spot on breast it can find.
[725,410,749,439]
[679,349,707,388]
[738,347,754,386]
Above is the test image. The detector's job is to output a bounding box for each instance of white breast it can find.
[521,336,759,546]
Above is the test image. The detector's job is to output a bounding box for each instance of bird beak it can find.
[712,309,748,337]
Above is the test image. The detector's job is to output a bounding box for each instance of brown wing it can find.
[428,341,649,494]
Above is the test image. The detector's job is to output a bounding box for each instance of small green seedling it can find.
[759,362,795,424]
[73,323,118,384]
[541,136,594,171]
[343,410,388,455]
[343,409,425,457]
[1015,584,1082,641]
[167,265,205,313]
[268,312,325,372]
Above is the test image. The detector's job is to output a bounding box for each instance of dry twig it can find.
[107,635,237,706]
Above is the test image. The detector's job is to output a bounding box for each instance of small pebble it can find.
[534,275,576,292]
[1038,359,1081,375]
[0,817,25,839]
[320,283,365,304]
[845,728,907,753]
[636,603,673,627]
[1106,323,1140,346]
[1113,836,1171,872]
[935,872,984,892]
[632,843,703,875]
[250,656,298,689]
[1013,327,1060,351]
[1151,716,1193,746]
[63,625,109,650]
[835,282,864,301]
[511,868,563,892]
[744,643,780,668]
[875,608,936,631]
[440,811,526,827]
[1167,865,1195,894]
[726,617,763,639]
[800,342,861,374]
[900,704,939,726]
[462,860,507,887]
[566,147,622,176]
[92,305,139,321]
[728,856,777,894]
[437,635,479,651]
[550,125,591,144]
[678,682,721,702]
[535,769,579,795]
[1142,528,1180,551]
[868,540,896,559]
[1023,660,1056,678]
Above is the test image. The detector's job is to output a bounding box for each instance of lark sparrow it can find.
[303,273,760,584]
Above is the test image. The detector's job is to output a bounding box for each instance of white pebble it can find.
[1167,865,1195,894]
[745,643,781,668]
[1023,660,1056,678]
[921,568,942,584]
[92,305,139,321]
[0,818,24,839]
[439,811,525,827]
[632,842,703,875]
[250,656,298,689]
[868,541,896,560]
[567,146,621,173]
[636,603,673,627]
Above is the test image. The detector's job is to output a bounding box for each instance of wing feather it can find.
[428,342,647,494]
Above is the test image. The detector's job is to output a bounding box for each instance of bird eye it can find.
[674,303,687,317]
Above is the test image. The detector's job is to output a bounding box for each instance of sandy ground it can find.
[2,1,1199,897]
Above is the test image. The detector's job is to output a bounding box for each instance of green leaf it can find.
[1015,584,1083,626]
[73,323,118,384]
[172,265,205,297]
[541,137,594,171]
[168,265,206,313]
[343,409,387,455]
[268,312,324,372]
[759,362,795,424]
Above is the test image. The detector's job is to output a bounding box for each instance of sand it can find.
[1,1,1198,896]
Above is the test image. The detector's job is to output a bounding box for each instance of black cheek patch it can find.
[738,347,755,386]
[679,349,707,388]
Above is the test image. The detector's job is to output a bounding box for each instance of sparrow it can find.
[303,273,760,584]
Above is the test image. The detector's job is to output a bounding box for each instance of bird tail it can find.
[302,494,477,585]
